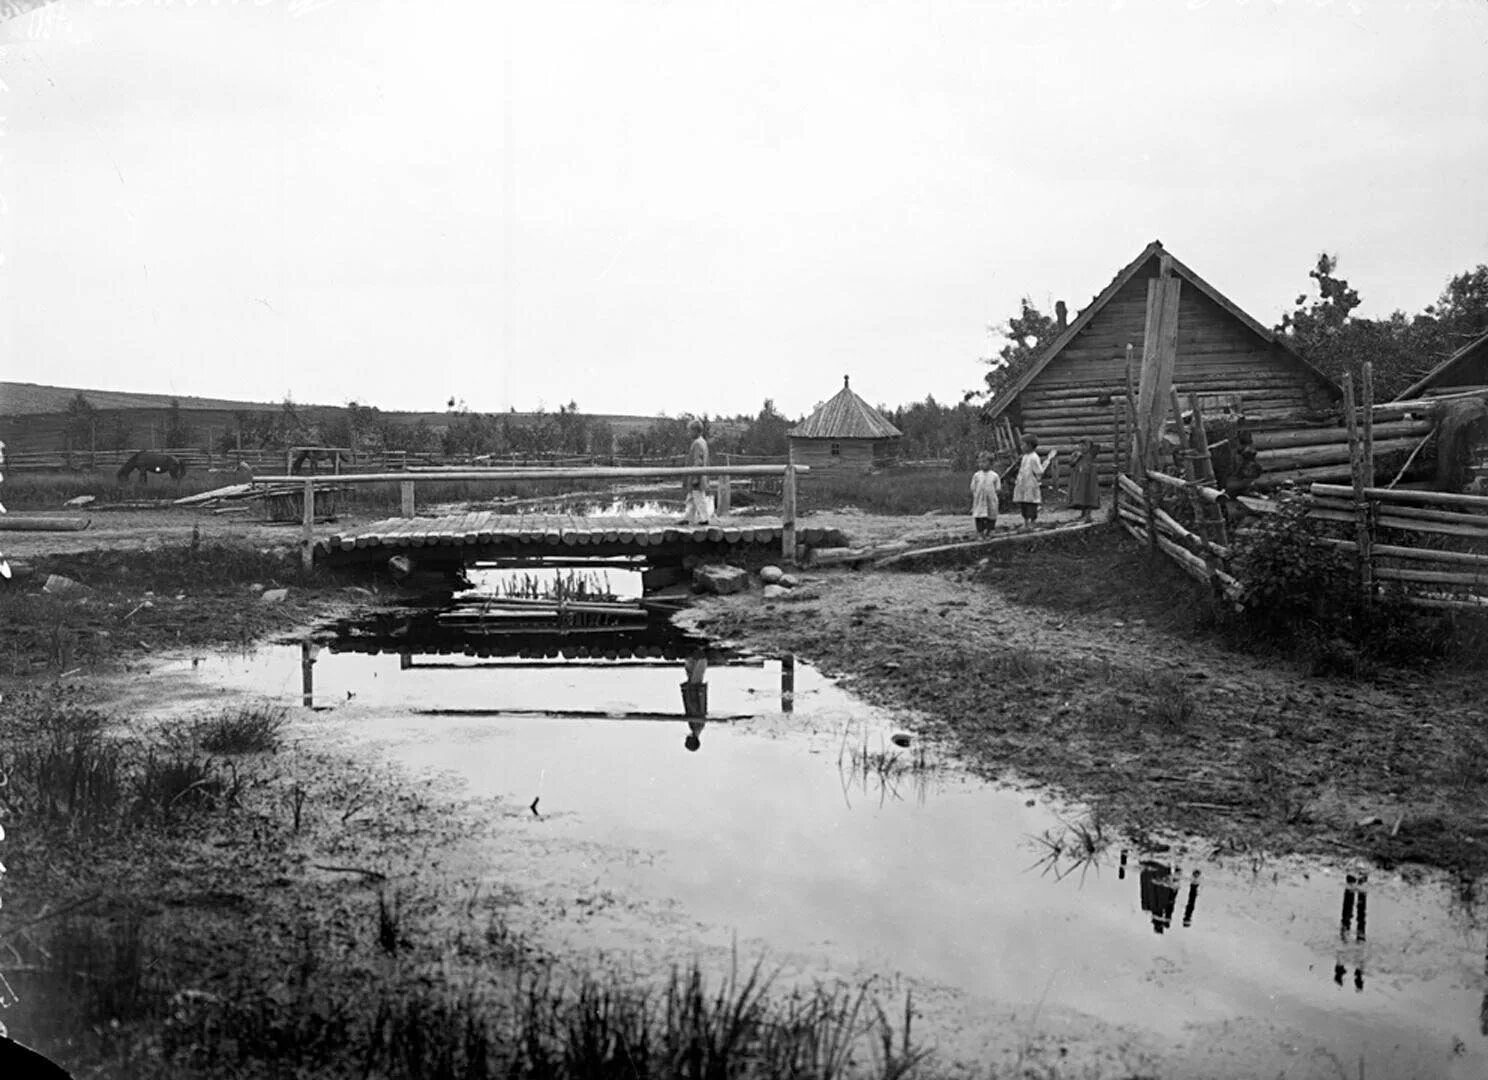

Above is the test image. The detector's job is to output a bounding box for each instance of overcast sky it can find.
[2,0,1486,420]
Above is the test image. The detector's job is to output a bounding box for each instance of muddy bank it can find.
[688,528,1488,879]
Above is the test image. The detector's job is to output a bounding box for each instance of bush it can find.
[1229,491,1460,668]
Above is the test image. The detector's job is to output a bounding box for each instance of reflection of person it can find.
[1067,439,1100,523]
[970,452,1001,536]
[1012,435,1056,529]
[1139,860,1179,934]
[681,420,711,524]
[681,648,708,750]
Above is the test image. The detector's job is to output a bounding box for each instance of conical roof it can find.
[790,376,902,439]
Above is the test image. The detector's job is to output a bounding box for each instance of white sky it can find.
[2,0,1486,419]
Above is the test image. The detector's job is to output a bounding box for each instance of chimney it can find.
[1055,300,1068,331]
[844,375,850,389]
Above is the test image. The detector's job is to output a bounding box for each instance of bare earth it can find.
[5,502,1486,1078]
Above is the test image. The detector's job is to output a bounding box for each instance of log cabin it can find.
[788,375,902,471]
[983,241,1340,480]
[1393,328,1488,401]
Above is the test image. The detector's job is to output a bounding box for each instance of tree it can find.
[64,392,98,451]
[163,398,195,448]
[1276,253,1488,400]
[740,399,791,457]
[971,298,1060,404]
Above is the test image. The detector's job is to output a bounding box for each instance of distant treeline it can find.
[6,392,996,469]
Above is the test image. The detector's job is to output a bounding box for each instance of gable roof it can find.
[983,240,1338,419]
[790,376,902,439]
[1393,328,1488,401]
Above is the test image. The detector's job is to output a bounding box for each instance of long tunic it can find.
[1013,451,1051,504]
[970,469,1000,518]
[1069,447,1100,509]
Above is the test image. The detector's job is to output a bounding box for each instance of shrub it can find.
[191,705,286,754]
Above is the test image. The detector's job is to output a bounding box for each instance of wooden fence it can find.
[1112,364,1488,611]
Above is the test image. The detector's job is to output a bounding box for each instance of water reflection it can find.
[681,648,708,752]
[1335,873,1369,993]
[299,622,798,719]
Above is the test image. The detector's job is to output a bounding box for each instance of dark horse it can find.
[291,448,353,474]
[117,451,186,483]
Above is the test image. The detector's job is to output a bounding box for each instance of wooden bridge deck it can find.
[314,513,849,562]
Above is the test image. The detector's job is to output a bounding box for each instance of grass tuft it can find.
[190,704,287,754]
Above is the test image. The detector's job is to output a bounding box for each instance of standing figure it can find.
[1067,438,1101,523]
[1012,435,1057,529]
[970,452,1001,537]
[681,419,711,524]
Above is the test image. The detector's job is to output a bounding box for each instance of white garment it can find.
[1013,451,1052,504]
[970,469,1000,518]
[683,489,714,523]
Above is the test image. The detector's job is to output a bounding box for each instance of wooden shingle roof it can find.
[983,240,1337,419]
[1393,329,1488,401]
[790,376,902,439]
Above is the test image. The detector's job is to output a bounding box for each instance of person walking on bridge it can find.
[681,419,711,524]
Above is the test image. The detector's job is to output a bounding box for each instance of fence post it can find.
[782,464,797,566]
[400,480,416,518]
[301,478,315,572]
[1341,372,1374,599]
[718,453,731,517]
[1361,361,1375,485]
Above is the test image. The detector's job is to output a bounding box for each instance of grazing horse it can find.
[117,451,186,483]
[291,448,352,474]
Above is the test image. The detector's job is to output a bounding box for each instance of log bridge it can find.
[255,465,829,571]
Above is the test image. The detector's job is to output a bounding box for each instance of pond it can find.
[151,611,1488,1078]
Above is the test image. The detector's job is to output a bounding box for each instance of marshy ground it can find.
[2,494,1486,1077]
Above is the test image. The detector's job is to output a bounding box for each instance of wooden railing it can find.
[1115,471,1488,610]
[245,464,809,570]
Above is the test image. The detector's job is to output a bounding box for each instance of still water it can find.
[157,620,1488,1078]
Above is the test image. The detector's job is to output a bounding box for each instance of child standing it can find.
[1068,438,1101,523]
[1013,435,1057,528]
[970,452,1000,536]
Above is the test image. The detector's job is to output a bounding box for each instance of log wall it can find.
[788,438,890,472]
[1012,266,1336,482]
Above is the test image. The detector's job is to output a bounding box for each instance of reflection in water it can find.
[681,649,708,752]
[301,641,319,707]
[1182,869,1200,928]
[1119,850,1201,933]
[1140,861,1181,934]
[1335,873,1369,993]
[781,654,795,714]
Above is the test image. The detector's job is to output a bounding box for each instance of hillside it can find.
[0,381,668,430]
[1,382,289,417]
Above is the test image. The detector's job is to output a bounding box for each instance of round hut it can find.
[788,376,902,471]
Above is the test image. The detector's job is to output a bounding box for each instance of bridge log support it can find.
[301,478,316,572]
[782,464,797,565]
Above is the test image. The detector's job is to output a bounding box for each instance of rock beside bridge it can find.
[692,564,748,596]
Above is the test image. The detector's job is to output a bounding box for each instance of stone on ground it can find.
[692,564,748,596]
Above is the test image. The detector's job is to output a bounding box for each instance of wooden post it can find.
[718,453,731,516]
[782,463,797,565]
[1341,373,1374,598]
[400,479,416,518]
[1110,396,1123,524]
[1361,361,1375,485]
[1136,271,1183,471]
[1187,392,1228,547]
[301,478,315,572]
